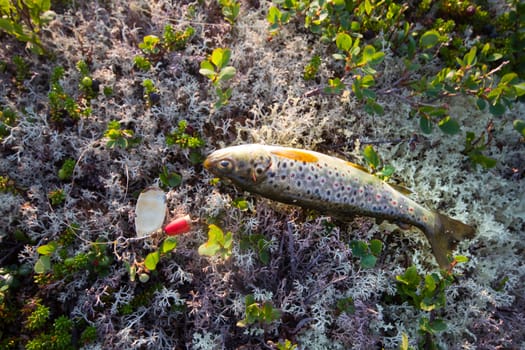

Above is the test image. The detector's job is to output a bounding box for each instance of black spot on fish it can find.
[269,172,275,178]
[327,190,331,196]
[282,162,287,168]
[281,175,286,180]
[298,165,303,172]
[296,180,301,187]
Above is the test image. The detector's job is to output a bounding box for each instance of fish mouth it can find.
[203,156,212,169]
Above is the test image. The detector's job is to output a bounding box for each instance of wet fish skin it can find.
[204,144,475,267]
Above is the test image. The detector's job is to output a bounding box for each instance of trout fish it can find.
[203,144,475,267]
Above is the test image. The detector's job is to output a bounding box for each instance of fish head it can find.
[204,145,273,186]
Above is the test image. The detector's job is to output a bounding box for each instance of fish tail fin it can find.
[424,212,476,268]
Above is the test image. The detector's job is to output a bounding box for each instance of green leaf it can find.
[362,145,379,169]
[160,237,178,254]
[350,240,368,257]
[464,46,477,66]
[400,333,409,350]
[364,0,373,15]
[211,48,231,70]
[377,165,395,179]
[513,119,525,137]
[218,66,236,82]
[438,116,460,135]
[486,53,503,62]
[469,152,497,169]
[335,32,352,52]
[425,318,447,333]
[424,274,436,292]
[360,254,377,268]
[396,266,420,287]
[198,241,220,256]
[144,251,160,271]
[267,6,281,24]
[199,60,216,77]
[454,255,469,263]
[369,239,383,255]
[488,102,506,116]
[476,98,486,110]
[419,115,433,134]
[419,30,440,49]
[361,45,384,66]
[513,82,525,97]
[232,198,250,211]
[420,297,436,311]
[37,241,58,256]
[34,256,51,274]
[500,72,518,85]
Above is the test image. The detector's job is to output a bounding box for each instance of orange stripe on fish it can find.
[270,149,319,163]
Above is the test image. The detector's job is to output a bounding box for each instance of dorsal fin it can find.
[345,161,370,173]
[270,149,319,163]
[389,183,413,195]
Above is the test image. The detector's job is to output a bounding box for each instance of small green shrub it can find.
[236,294,281,327]
[159,166,182,189]
[48,66,82,122]
[165,120,205,149]
[48,188,66,206]
[25,315,73,350]
[199,48,236,108]
[349,239,383,268]
[218,0,240,25]
[240,233,271,265]
[335,296,355,315]
[25,303,50,331]
[362,145,396,181]
[0,0,55,55]
[142,78,160,107]
[12,55,30,84]
[276,339,298,350]
[268,0,525,168]
[80,325,97,345]
[0,107,18,141]
[165,120,205,164]
[104,120,140,149]
[198,224,233,260]
[395,256,469,348]
[134,24,194,69]
[303,55,321,81]
[58,158,75,181]
[76,60,99,103]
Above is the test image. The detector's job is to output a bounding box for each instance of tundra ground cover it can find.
[0,0,524,348]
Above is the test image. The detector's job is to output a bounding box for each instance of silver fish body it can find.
[204,144,475,267]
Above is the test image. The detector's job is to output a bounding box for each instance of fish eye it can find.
[218,159,233,170]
